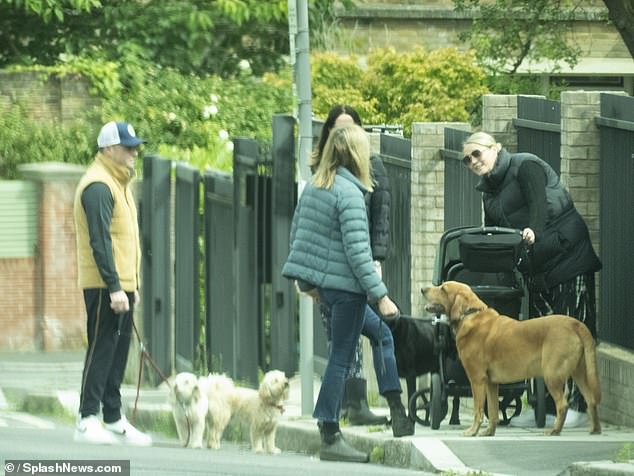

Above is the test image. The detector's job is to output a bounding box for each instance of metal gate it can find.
[596,93,634,351]
[141,155,172,380]
[174,162,200,372]
[270,115,298,375]
[380,133,412,315]
[514,95,561,174]
[441,127,482,229]
[203,170,235,375]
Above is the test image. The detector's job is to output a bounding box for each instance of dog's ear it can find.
[449,288,467,322]
[259,379,274,403]
[192,383,201,401]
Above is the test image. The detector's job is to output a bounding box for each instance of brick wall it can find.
[410,122,469,315]
[0,71,100,124]
[335,1,630,62]
[18,163,87,351]
[0,258,37,350]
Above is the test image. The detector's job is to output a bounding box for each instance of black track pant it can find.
[78,288,134,423]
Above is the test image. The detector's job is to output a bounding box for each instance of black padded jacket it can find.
[366,155,391,261]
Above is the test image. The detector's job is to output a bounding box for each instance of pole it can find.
[289,0,314,416]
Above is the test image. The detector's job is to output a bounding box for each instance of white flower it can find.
[218,129,229,141]
[226,141,234,152]
[210,94,219,103]
[238,59,250,71]
[167,112,177,121]
[202,105,218,119]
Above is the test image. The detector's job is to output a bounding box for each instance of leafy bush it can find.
[0,106,96,179]
[309,47,489,136]
[0,46,489,178]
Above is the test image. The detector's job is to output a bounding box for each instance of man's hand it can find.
[110,290,130,314]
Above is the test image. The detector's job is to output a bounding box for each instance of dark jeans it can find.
[360,305,401,394]
[313,288,366,423]
[79,288,134,423]
[322,303,401,394]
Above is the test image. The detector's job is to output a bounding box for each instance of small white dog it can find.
[169,372,208,449]
[205,370,289,453]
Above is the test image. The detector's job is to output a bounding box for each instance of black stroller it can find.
[409,226,547,430]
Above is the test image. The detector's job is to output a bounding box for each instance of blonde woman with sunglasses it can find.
[462,131,601,429]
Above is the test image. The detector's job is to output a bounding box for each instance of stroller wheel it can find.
[408,388,431,426]
[534,378,546,428]
[430,373,447,430]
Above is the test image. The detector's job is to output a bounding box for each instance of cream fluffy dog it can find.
[205,370,289,453]
[169,372,209,448]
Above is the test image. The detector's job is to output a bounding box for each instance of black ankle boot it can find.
[344,377,388,426]
[385,391,415,437]
[319,422,369,463]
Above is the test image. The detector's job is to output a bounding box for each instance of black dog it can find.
[386,314,464,426]
[385,315,437,403]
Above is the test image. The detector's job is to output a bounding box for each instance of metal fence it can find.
[441,127,482,229]
[596,93,634,351]
[380,133,412,315]
[514,96,561,174]
[139,94,634,383]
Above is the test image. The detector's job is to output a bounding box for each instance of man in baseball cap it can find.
[97,121,147,148]
[72,120,151,446]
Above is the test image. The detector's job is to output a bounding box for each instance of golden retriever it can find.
[422,281,601,437]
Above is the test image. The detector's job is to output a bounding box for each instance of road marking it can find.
[0,411,55,429]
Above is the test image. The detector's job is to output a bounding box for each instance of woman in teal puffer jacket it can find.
[283,124,399,463]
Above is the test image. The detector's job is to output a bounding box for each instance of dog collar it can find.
[461,307,484,320]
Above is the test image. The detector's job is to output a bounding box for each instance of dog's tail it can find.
[576,321,601,405]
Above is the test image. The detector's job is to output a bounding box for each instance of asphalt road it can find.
[0,410,428,476]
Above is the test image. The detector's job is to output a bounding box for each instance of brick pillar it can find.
[19,162,87,351]
[410,121,469,316]
[482,94,519,152]
[559,91,613,255]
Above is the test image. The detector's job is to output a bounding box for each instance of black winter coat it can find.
[476,149,601,288]
[367,155,391,261]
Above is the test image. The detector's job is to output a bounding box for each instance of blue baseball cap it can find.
[97,121,147,148]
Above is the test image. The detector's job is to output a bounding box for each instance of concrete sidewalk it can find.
[1,351,633,475]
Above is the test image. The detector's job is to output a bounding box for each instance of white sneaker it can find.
[563,409,589,428]
[509,409,555,428]
[104,415,152,447]
[74,415,120,445]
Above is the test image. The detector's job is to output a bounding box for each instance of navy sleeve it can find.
[518,161,548,234]
[81,182,121,292]
[368,155,391,261]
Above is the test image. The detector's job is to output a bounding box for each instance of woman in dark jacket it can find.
[283,124,399,462]
[310,105,412,438]
[462,131,601,428]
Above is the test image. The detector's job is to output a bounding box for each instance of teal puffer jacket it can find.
[282,167,388,303]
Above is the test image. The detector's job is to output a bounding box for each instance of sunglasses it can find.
[462,148,488,166]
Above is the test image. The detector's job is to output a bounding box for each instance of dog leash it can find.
[131,320,193,447]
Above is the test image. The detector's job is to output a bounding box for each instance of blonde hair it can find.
[313,124,373,191]
[464,131,501,151]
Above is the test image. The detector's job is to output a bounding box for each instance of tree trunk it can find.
[603,0,634,59]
